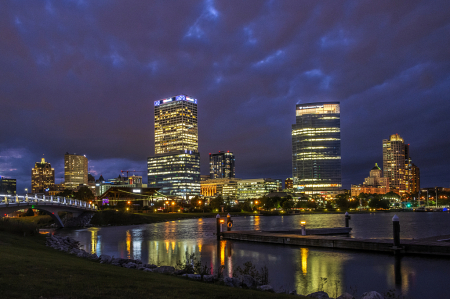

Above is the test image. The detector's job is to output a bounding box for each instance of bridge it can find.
[0,194,97,228]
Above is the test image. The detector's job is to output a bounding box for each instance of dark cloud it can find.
[1,0,449,191]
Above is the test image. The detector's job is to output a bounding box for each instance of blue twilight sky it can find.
[1,0,449,192]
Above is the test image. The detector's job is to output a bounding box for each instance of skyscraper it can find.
[64,153,88,190]
[209,151,235,179]
[154,94,198,154]
[0,177,16,195]
[383,134,420,195]
[31,158,55,193]
[292,102,341,195]
[148,95,200,197]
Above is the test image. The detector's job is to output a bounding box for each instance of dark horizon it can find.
[1,1,449,192]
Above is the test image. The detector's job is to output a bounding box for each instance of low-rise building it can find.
[237,178,281,200]
[351,164,390,197]
[200,178,242,200]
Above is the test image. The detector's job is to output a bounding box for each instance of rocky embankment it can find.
[62,212,94,228]
[45,234,388,299]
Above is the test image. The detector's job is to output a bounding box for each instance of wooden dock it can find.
[222,230,450,256]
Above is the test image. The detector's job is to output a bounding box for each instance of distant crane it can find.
[120,170,146,178]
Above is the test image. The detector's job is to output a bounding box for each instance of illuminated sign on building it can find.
[132,189,141,193]
[154,95,197,106]
[297,105,324,110]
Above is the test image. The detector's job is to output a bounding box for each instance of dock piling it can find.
[226,213,232,231]
[393,214,400,248]
[345,212,351,228]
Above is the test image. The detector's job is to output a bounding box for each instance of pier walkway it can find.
[222,230,450,256]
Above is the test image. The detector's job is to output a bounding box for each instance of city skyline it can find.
[1,1,449,192]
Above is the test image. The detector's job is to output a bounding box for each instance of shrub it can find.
[0,218,38,236]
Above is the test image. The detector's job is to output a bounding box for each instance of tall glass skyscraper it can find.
[148,95,200,197]
[292,102,341,195]
[209,151,235,179]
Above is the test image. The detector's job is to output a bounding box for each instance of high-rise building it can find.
[0,177,16,195]
[154,94,198,154]
[209,151,235,179]
[31,158,55,193]
[292,102,341,195]
[383,134,420,195]
[148,95,201,197]
[64,153,88,190]
[285,178,293,189]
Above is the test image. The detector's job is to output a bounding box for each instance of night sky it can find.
[1,1,449,193]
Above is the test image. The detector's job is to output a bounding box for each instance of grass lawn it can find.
[0,232,303,299]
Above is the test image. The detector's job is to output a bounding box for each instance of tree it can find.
[59,189,74,198]
[260,196,275,211]
[335,194,349,209]
[75,186,94,202]
[282,200,294,211]
[209,195,224,210]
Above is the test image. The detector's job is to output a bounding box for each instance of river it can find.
[55,212,450,298]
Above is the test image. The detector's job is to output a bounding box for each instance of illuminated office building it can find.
[292,102,341,195]
[154,95,198,154]
[31,158,55,193]
[200,178,242,199]
[209,151,235,179]
[383,134,420,195]
[148,150,200,197]
[237,178,281,200]
[148,95,200,197]
[0,177,16,195]
[64,153,88,190]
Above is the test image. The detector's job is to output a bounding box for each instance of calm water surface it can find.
[55,213,450,298]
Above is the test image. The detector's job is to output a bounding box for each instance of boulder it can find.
[337,293,355,299]
[143,263,157,269]
[223,277,241,288]
[360,291,384,299]
[99,254,112,264]
[257,285,274,292]
[153,266,175,274]
[89,253,99,260]
[174,269,186,275]
[241,275,257,288]
[143,268,155,272]
[307,291,329,299]
[123,262,137,269]
[202,275,215,282]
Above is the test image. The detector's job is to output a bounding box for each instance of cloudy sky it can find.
[1,0,449,192]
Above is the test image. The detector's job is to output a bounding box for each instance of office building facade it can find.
[31,158,55,193]
[148,150,200,197]
[148,95,201,197]
[64,153,88,190]
[154,95,198,154]
[0,177,16,195]
[292,102,341,195]
[209,151,235,179]
[237,178,281,200]
[200,178,242,199]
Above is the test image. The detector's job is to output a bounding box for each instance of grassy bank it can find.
[0,231,302,299]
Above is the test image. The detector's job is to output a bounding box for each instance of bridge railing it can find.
[0,194,97,211]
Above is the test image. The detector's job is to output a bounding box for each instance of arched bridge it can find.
[0,194,97,228]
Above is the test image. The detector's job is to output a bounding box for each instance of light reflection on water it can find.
[55,213,450,298]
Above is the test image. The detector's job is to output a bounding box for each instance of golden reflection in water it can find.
[295,249,345,297]
[301,248,308,275]
[126,230,131,259]
[227,243,233,277]
[254,216,260,230]
[171,241,175,251]
[220,240,227,266]
[198,242,202,253]
[89,228,100,254]
[165,241,170,253]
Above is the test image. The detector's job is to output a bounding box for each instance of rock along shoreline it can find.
[45,234,389,299]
